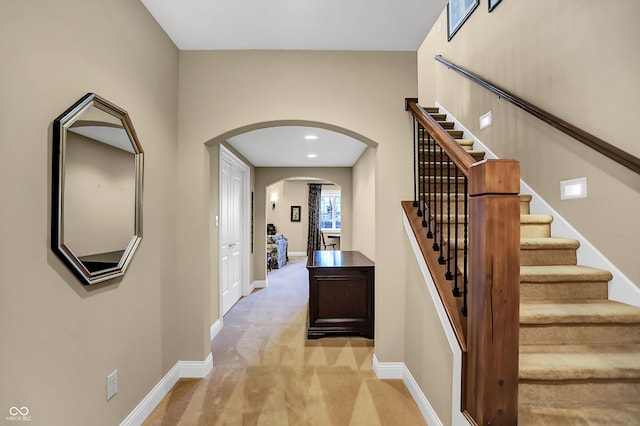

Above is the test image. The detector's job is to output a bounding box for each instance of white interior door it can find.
[220,157,243,315]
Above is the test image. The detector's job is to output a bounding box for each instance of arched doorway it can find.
[207,121,378,336]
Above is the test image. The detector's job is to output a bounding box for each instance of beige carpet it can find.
[144,256,426,426]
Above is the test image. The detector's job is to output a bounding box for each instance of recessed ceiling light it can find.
[305,135,318,140]
[307,154,318,158]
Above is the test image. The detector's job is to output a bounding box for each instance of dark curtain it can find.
[307,184,322,256]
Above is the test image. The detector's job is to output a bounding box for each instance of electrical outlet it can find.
[107,370,118,400]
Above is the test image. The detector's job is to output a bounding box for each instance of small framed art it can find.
[291,206,301,222]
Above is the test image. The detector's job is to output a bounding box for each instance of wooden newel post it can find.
[465,159,521,425]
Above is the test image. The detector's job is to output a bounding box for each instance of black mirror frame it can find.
[52,93,144,285]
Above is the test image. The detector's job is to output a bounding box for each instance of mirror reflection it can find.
[52,93,143,285]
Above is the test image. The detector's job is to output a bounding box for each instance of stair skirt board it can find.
[434,101,640,308]
[120,353,213,426]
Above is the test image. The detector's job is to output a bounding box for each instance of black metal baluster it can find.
[418,125,427,226]
[417,124,424,218]
[432,142,440,251]
[452,171,461,297]
[421,129,428,227]
[411,115,420,210]
[426,133,433,237]
[437,144,445,263]
[461,176,469,317]
[445,155,453,277]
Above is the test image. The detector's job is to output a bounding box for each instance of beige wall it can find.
[177,50,417,363]
[0,1,179,425]
[403,233,455,425]
[266,179,304,252]
[418,0,640,285]
[266,180,285,230]
[352,147,376,260]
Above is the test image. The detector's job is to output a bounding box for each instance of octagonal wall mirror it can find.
[52,93,144,285]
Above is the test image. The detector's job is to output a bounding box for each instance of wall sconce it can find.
[270,194,278,210]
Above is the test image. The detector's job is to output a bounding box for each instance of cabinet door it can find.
[308,268,374,338]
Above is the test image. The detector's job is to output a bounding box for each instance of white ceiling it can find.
[140,0,447,51]
[141,0,447,167]
[227,126,367,167]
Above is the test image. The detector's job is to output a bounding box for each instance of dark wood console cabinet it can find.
[306,250,374,339]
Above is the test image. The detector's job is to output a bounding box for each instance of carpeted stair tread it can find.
[520,238,579,266]
[455,139,474,147]
[520,281,607,301]
[518,402,640,425]
[520,237,580,250]
[520,265,612,282]
[519,344,640,380]
[467,150,485,160]
[521,214,553,224]
[520,299,640,324]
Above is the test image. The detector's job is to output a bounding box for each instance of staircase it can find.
[424,107,640,425]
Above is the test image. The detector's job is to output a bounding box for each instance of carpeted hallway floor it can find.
[144,256,426,425]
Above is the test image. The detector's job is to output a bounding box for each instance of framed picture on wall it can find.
[488,0,502,12]
[291,205,301,222]
[447,0,479,41]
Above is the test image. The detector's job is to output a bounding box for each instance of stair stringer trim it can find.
[434,101,640,308]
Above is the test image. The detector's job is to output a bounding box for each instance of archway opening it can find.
[205,120,377,333]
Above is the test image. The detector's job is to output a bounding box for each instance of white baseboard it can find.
[288,252,307,257]
[179,354,213,378]
[253,280,267,289]
[372,353,404,379]
[210,319,223,342]
[120,353,213,426]
[373,355,442,426]
[435,101,640,308]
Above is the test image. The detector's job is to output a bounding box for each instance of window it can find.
[319,189,340,230]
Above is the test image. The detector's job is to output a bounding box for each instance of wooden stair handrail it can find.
[405,98,476,175]
[434,55,640,175]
